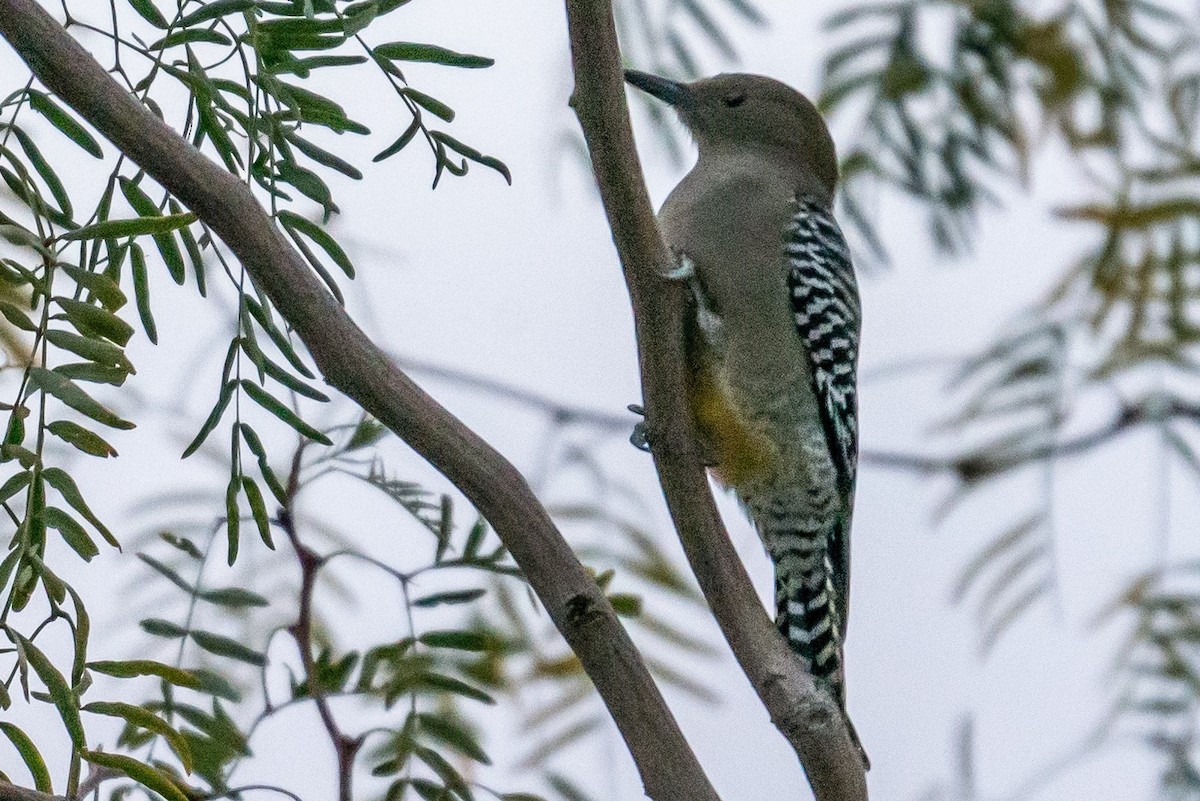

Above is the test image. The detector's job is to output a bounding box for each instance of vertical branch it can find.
[0,3,719,800]
[279,494,362,801]
[562,1,871,799]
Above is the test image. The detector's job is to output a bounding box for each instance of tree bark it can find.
[562,2,871,799]
[0,782,63,801]
[0,3,718,800]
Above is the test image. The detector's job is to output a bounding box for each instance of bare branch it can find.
[0,782,63,801]
[0,3,716,799]
[562,1,870,799]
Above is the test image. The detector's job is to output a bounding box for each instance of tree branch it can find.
[562,2,869,799]
[0,3,717,800]
[0,782,63,801]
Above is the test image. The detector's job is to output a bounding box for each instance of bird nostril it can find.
[724,93,746,107]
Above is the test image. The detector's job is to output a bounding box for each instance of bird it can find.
[625,69,865,764]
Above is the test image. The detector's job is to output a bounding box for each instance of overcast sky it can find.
[0,1,1188,799]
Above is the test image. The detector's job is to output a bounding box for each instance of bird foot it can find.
[628,404,652,452]
[662,252,696,281]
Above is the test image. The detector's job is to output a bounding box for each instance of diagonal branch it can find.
[0,782,64,801]
[0,3,717,800]
[562,1,869,799]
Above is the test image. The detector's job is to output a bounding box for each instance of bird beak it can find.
[624,70,689,107]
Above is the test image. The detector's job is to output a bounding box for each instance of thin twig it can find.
[279,446,361,800]
[280,506,361,801]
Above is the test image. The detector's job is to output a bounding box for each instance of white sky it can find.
[0,1,1189,800]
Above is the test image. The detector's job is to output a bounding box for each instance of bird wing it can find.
[784,196,861,629]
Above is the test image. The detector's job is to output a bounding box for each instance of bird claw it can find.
[628,404,652,452]
[662,252,696,281]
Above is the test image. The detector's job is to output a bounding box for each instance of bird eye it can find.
[723,93,746,108]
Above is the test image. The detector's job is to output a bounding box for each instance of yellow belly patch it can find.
[689,360,776,489]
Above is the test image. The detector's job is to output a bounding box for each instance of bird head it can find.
[624,70,838,197]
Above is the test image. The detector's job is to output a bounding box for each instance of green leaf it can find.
[150,28,233,50]
[276,55,369,76]
[129,244,157,344]
[463,518,486,559]
[127,0,168,27]
[190,630,267,666]
[84,702,193,773]
[242,296,314,377]
[347,416,387,450]
[412,589,486,608]
[55,297,135,346]
[42,506,99,561]
[82,751,189,801]
[373,118,421,162]
[238,423,288,505]
[176,0,256,27]
[8,125,73,217]
[274,81,369,135]
[287,229,345,303]
[45,331,133,374]
[159,532,203,559]
[55,362,129,387]
[27,90,102,158]
[168,199,206,295]
[278,210,355,278]
[240,380,332,445]
[199,587,270,608]
[181,380,235,458]
[0,300,35,331]
[349,0,414,15]
[119,178,186,283]
[141,618,188,638]
[47,420,117,458]
[12,633,86,749]
[419,630,489,651]
[432,132,511,184]
[3,405,25,449]
[60,265,127,311]
[42,467,117,547]
[59,212,196,241]
[608,593,642,617]
[285,132,363,179]
[225,473,240,565]
[87,660,201,689]
[416,713,490,764]
[240,476,274,548]
[276,160,339,216]
[61,580,90,686]
[264,355,329,402]
[0,549,21,603]
[1,444,38,469]
[137,553,194,593]
[240,336,329,401]
[421,672,494,704]
[403,88,455,122]
[192,668,241,702]
[0,470,30,503]
[0,722,52,792]
[374,42,494,69]
[27,367,134,430]
[415,746,473,800]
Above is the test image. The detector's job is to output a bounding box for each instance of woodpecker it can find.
[626,70,865,761]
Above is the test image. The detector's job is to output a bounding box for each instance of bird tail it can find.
[770,530,845,703]
[767,523,871,770]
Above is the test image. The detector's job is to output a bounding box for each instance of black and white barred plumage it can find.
[786,196,860,497]
[771,195,860,702]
